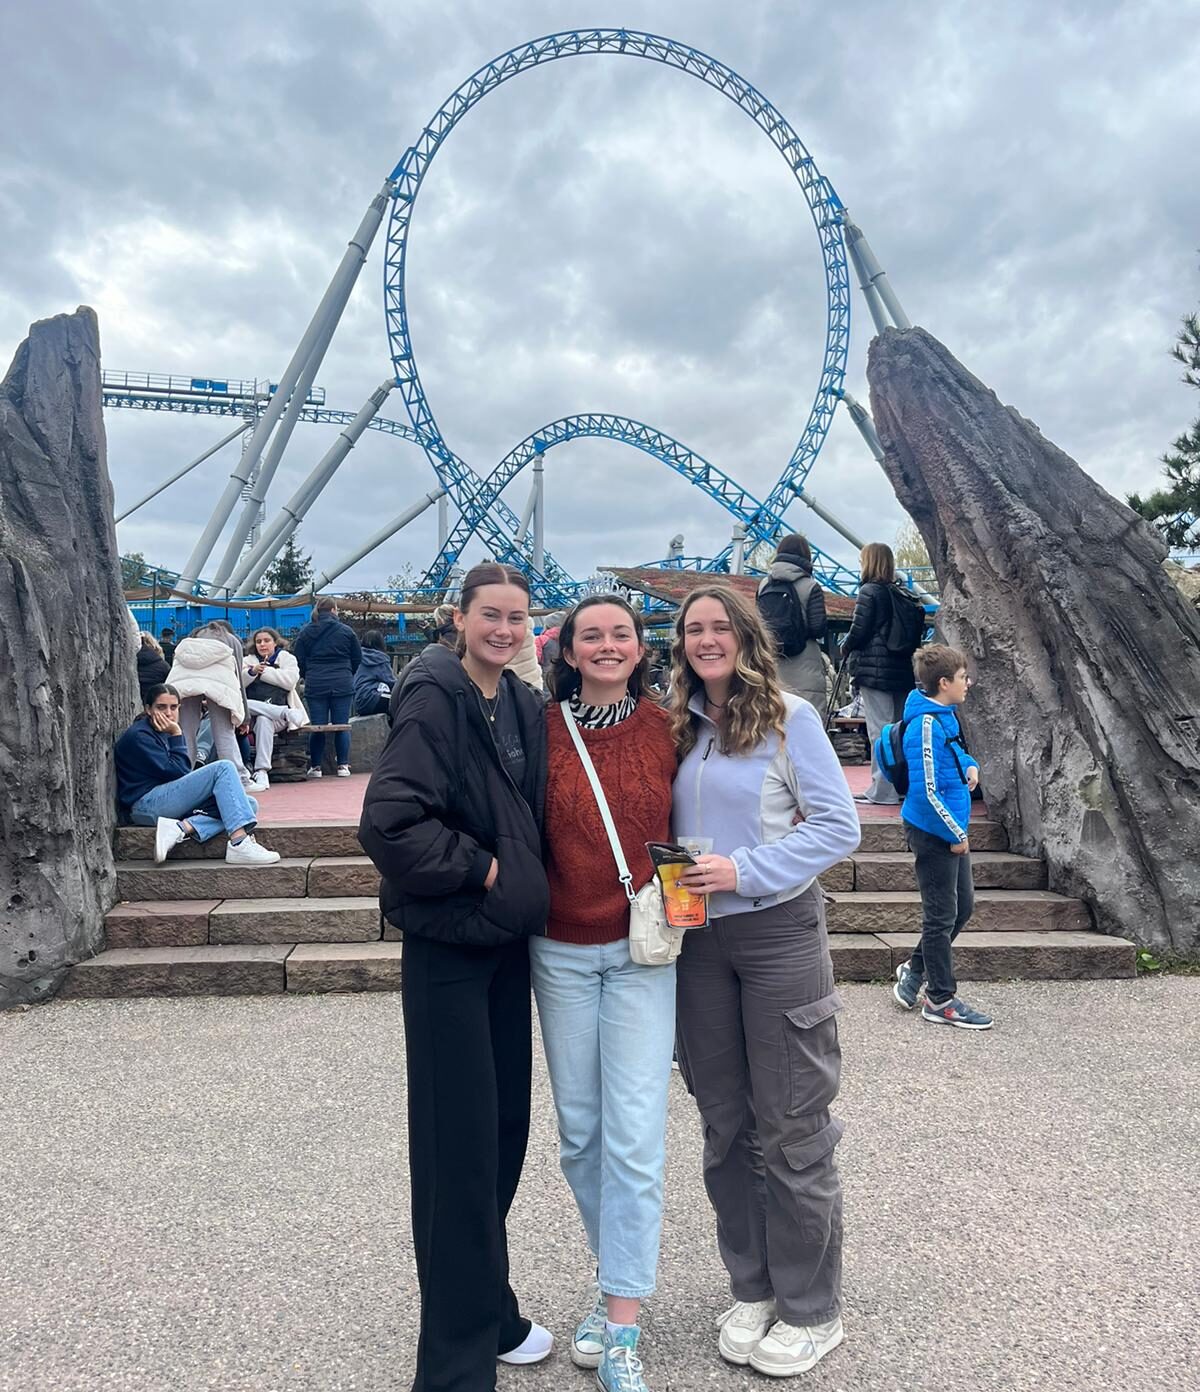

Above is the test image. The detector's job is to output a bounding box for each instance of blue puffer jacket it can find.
[889,689,979,844]
[353,648,396,715]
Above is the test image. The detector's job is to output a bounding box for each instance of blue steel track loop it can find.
[383,29,851,605]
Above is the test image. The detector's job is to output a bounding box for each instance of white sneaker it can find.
[305,767,323,780]
[225,835,281,866]
[497,1321,553,1365]
[336,764,352,778]
[717,1298,777,1365]
[248,771,270,792]
[748,1315,844,1377]
[154,817,187,864]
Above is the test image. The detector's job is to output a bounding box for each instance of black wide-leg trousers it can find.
[401,933,533,1392]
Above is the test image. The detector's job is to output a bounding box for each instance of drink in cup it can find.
[645,841,710,930]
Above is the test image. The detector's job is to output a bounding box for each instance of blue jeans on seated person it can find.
[305,692,352,767]
[129,761,259,842]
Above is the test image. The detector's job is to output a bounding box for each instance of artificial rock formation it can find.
[0,308,137,1007]
[868,327,1200,958]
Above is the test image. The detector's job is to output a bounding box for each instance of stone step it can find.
[114,858,311,902]
[855,819,1008,853]
[58,929,1135,1000]
[825,889,1092,935]
[59,944,291,999]
[113,821,361,862]
[287,942,403,993]
[104,896,380,948]
[822,851,1047,894]
[308,857,380,898]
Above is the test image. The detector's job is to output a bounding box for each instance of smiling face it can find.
[254,631,276,659]
[565,602,644,704]
[682,595,739,688]
[455,583,529,675]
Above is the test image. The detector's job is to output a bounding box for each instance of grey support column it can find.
[114,419,250,522]
[177,178,395,593]
[284,488,447,597]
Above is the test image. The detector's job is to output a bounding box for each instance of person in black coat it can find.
[358,562,553,1389]
[291,596,362,776]
[136,633,170,704]
[841,542,919,804]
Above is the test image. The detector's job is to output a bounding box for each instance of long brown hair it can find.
[548,594,651,701]
[859,542,896,586]
[668,586,789,759]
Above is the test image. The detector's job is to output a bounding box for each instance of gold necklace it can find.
[476,686,501,724]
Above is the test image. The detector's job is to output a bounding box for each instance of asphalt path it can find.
[1,978,1196,1392]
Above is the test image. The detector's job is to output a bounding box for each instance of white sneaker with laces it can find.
[154,817,187,864]
[225,835,281,866]
[336,764,352,778]
[748,1314,844,1377]
[248,770,270,792]
[305,767,323,780]
[497,1321,553,1365]
[716,1298,777,1365]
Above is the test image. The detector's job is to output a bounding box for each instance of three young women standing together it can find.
[359,565,861,1392]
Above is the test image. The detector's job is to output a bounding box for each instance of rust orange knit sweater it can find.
[544,698,677,944]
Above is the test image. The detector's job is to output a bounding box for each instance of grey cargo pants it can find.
[675,883,843,1326]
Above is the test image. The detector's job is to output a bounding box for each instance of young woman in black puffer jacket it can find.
[841,542,919,804]
[358,562,553,1388]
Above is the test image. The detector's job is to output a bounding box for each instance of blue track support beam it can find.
[381,29,851,605]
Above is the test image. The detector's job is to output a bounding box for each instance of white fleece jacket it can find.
[168,635,246,724]
[672,691,861,918]
[242,649,306,717]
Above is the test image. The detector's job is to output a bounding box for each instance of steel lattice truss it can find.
[383,29,852,604]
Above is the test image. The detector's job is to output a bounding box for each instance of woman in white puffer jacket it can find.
[167,619,251,780]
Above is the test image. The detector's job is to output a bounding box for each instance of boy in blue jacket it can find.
[885,646,993,1030]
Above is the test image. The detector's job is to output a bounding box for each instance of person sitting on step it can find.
[114,684,281,866]
[352,629,396,717]
[242,627,307,792]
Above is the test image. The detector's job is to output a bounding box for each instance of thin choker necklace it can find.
[705,696,728,710]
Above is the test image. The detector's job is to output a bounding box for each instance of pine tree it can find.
[1128,309,1200,548]
[120,552,147,589]
[262,532,314,595]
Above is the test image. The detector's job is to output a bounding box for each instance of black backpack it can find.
[757,579,808,657]
[884,586,926,654]
[877,716,969,797]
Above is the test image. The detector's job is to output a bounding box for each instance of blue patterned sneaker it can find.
[892,959,923,1010]
[571,1280,606,1368]
[597,1323,649,1392]
[921,996,993,1030]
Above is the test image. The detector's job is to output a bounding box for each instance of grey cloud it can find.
[3,0,1199,592]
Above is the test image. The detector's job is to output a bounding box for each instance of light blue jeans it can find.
[529,934,676,1299]
[129,762,259,842]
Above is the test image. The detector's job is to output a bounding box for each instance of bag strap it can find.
[560,702,638,904]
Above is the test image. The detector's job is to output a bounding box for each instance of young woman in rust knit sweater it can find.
[532,594,677,1392]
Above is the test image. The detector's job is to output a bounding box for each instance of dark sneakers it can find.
[893,960,923,1010]
[921,997,993,1030]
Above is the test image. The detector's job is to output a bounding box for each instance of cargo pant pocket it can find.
[783,989,843,1117]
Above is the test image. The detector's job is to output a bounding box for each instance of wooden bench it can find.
[269,723,352,781]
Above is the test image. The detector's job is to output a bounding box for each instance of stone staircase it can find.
[58,816,1135,999]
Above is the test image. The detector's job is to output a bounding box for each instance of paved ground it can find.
[2,978,1195,1392]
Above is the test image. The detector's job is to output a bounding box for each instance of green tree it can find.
[262,532,313,595]
[1128,309,1200,548]
[893,520,931,570]
[387,561,418,598]
[120,552,147,589]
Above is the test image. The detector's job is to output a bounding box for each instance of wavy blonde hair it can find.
[668,585,789,759]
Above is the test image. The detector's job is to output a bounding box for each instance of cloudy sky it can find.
[3,0,1199,592]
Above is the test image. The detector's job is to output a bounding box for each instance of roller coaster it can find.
[108,29,913,607]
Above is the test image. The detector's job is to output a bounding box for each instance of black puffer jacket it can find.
[136,646,170,702]
[842,581,916,692]
[358,644,549,947]
[292,613,362,697]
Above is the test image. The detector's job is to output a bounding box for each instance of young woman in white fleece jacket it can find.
[668,585,861,1381]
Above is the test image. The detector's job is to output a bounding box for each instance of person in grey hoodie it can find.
[668,584,860,1381]
[756,533,828,717]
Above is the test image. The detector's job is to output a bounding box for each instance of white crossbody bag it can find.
[560,702,683,967]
